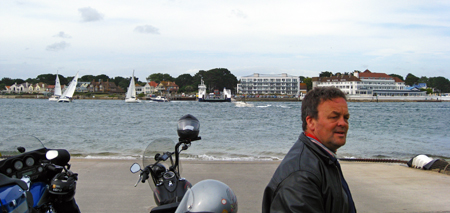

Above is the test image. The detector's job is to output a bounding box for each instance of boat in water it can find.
[125,71,141,103]
[57,72,79,103]
[150,96,169,102]
[197,78,232,102]
[48,72,62,101]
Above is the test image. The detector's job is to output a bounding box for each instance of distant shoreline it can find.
[0,94,448,102]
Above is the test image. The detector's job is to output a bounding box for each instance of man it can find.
[262,87,356,213]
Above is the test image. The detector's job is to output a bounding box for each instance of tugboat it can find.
[197,78,232,102]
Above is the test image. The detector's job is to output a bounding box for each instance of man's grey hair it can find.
[301,87,347,131]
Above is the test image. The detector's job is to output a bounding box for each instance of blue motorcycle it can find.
[0,135,80,213]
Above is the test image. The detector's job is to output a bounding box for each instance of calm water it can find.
[1,99,449,161]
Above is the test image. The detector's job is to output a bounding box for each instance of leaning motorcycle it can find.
[131,114,238,213]
[0,134,80,213]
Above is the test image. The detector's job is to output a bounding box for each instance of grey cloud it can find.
[46,41,70,51]
[78,7,104,22]
[134,25,160,34]
[231,9,247,19]
[53,31,71,38]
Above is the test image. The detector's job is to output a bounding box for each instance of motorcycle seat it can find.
[0,173,28,190]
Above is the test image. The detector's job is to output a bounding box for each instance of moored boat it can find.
[151,96,169,102]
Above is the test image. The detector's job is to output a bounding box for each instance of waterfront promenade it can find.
[71,159,450,213]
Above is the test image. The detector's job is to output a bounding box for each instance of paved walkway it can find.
[70,159,450,213]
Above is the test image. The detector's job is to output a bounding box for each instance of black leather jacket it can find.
[262,133,355,213]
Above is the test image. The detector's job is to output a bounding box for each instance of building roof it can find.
[359,70,396,80]
[392,77,404,83]
[148,81,158,87]
[242,73,298,78]
[312,75,361,82]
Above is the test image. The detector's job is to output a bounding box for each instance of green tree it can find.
[319,71,333,77]
[35,74,56,85]
[303,77,312,91]
[418,76,428,84]
[429,77,450,93]
[389,74,404,81]
[405,73,419,86]
[181,85,195,93]
[193,68,237,93]
[146,73,174,83]
[25,78,38,84]
[95,74,110,82]
[111,76,131,91]
[1,77,15,86]
[80,75,96,82]
[175,74,194,93]
[299,76,305,83]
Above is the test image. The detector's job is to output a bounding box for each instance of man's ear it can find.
[305,116,315,131]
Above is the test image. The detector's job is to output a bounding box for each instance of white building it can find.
[312,70,426,97]
[237,73,303,95]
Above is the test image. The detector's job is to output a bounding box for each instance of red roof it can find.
[359,70,393,79]
[149,81,158,87]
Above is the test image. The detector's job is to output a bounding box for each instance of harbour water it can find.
[1,99,449,161]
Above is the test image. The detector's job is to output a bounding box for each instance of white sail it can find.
[125,71,140,103]
[54,74,62,96]
[58,72,79,102]
[49,72,62,101]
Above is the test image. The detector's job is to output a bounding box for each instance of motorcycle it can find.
[130,114,200,213]
[131,114,238,213]
[0,134,80,213]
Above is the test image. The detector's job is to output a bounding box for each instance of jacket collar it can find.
[300,132,337,165]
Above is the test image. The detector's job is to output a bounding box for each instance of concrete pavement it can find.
[70,159,450,213]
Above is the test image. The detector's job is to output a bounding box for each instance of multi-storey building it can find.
[237,73,304,96]
[312,70,426,97]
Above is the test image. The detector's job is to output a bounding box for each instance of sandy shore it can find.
[70,158,450,213]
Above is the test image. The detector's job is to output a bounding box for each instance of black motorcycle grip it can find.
[47,164,57,171]
[141,171,149,183]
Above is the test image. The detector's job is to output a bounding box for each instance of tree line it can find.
[2,68,449,93]
[0,68,238,94]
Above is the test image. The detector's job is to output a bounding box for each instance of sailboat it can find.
[57,72,79,103]
[125,71,141,103]
[48,72,62,101]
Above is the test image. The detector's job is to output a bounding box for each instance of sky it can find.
[1,0,450,82]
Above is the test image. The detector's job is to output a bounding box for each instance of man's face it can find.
[306,97,349,152]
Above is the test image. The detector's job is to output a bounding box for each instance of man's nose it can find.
[337,116,348,127]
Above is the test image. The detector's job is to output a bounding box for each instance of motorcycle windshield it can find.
[0,135,46,160]
[142,138,181,191]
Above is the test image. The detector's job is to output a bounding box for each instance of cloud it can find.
[53,31,71,39]
[46,41,70,51]
[231,9,247,19]
[78,7,104,22]
[134,25,160,34]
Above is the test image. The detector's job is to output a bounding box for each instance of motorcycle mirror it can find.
[130,163,141,173]
[155,153,161,161]
[46,149,70,166]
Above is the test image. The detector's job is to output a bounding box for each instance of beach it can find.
[71,158,450,213]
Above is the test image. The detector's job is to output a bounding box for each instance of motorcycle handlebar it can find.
[141,166,150,183]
